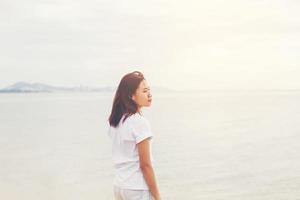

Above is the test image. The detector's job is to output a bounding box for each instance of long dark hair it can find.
[108,71,145,127]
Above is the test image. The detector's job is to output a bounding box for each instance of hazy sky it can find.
[1,0,299,90]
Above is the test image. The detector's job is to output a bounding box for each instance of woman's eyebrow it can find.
[143,87,150,90]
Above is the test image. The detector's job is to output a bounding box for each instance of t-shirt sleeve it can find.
[132,116,153,144]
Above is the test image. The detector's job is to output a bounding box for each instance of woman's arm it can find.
[137,138,161,200]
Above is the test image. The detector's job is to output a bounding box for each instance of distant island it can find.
[2,82,297,94]
[0,82,175,93]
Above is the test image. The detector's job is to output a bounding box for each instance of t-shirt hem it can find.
[113,183,149,191]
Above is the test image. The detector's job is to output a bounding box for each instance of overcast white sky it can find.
[0,0,299,90]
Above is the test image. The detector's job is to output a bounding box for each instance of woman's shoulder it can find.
[126,113,149,125]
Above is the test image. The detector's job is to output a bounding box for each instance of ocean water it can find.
[0,91,300,200]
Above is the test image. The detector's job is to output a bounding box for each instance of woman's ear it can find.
[131,94,136,101]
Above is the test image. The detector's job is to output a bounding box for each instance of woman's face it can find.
[132,79,152,109]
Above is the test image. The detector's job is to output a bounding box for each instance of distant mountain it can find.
[0,82,112,93]
[0,82,175,93]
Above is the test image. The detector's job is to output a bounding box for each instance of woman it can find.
[107,71,161,200]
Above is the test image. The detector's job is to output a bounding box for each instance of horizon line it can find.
[1,81,300,92]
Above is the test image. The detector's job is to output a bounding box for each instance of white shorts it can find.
[113,186,154,200]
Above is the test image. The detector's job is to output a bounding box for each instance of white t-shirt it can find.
[107,113,154,190]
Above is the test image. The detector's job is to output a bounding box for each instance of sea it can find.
[0,91,299,200]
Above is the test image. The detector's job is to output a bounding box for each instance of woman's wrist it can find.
[152,194,161,200]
